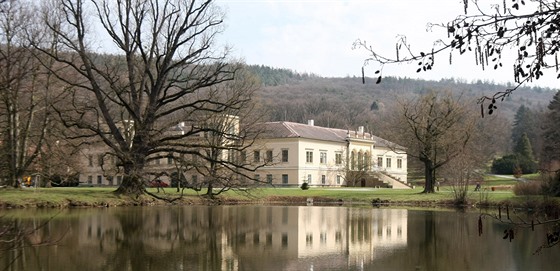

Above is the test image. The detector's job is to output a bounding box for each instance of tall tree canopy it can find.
[0,0,54,187]
[355,0,560,115]
[511,105,540,156]
[36,0,261,196]
[388,91,474,193]
[541,91,560,166]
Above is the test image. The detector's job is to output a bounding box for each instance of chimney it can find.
[308,120,314,126]
[358,126,364,134]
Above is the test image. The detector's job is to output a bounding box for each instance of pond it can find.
[1,205,559,271]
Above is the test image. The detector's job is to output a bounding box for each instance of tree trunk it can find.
[114,161,146,196]
[423,160,436,193]
[205,182,214,198]
[114,175,145,196]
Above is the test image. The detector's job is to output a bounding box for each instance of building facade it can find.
[251,120,409,188]
[76,119,408,189]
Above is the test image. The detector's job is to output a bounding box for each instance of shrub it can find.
[300,182,309,190]
[513,181,543,196]
[491,154,537,174]
[541,172,560,197]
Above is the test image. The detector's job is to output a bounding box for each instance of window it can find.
[240,151,246,163]
[266,174,273,184]
[335,152,342,165]
[351,152,356,170]
[192,175,198,183]
[97,154,104,167]
[307,174,312,183]
[397,158,403,169]
[320,151,327,164]
[306,150,313,163]
[306,233,313,246]
[281,233,288,248]
[253,150,260,163]
[336,175,341,185]
[155,157,161,165]
[107,176,114,186]
[266,233,273,246]
[364,154,370,170]
[321,175,326,184]
[167,155,173,165]
[266,150,273,163]
[254,174,260,181]
[377,157,383,167]
[97,175,103,184]
[253,233,260,244]
[357,152,363,170]
[386,158,392,168]
[228,149,235,163]
[282,174,289,184]
[281,149,289,162]
[87,175,93,184]
[88,155,93,167]
[117,176,122,185]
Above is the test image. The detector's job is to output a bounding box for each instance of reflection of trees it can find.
[0,212,69,271]
[372,210,560,271]
[94,207,228,271]
[423,211,438,271]
[0,219,37,270]
[101,210,152,271]
[3,207,560,271]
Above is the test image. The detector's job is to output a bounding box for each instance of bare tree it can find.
[35,0,263,196]
[161,67,266,198]
[0,1,52,187]
[354,0,560,115]
[388,91,474,193]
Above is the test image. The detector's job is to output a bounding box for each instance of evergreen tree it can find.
[541,91,560,166]
[514,133,537,174]
[541,92,560,196]
[492,133,537,174]
[511,105,539,156]
[492,132,537,175]
[514,133,535,162]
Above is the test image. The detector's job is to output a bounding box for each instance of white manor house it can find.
[252,120,409,188]
[77,120,409,189]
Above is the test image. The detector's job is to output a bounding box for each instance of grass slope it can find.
[0,174,553,208]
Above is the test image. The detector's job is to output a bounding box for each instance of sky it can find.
[215,0,558,88]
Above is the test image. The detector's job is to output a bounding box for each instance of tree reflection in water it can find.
[1,206,560,271]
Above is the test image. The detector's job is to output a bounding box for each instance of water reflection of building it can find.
[68,206,407,271]
[10,208,560,271]
[296,207,407,266]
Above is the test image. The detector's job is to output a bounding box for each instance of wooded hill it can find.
[248,65,556,131]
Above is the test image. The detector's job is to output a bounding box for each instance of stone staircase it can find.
[375,172,413,189]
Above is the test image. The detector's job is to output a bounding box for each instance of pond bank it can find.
[1,186,558,211]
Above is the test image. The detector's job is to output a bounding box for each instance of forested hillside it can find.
[248,65,557,177]
[248,65,556,130]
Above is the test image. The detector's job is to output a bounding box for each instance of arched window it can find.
[364,152,371,171]
[357,151,363,170]
[350,151,356,170]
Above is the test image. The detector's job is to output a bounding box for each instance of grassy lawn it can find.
[0,187,129,207]
[3,172,549,209]
[0,183,536,208]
